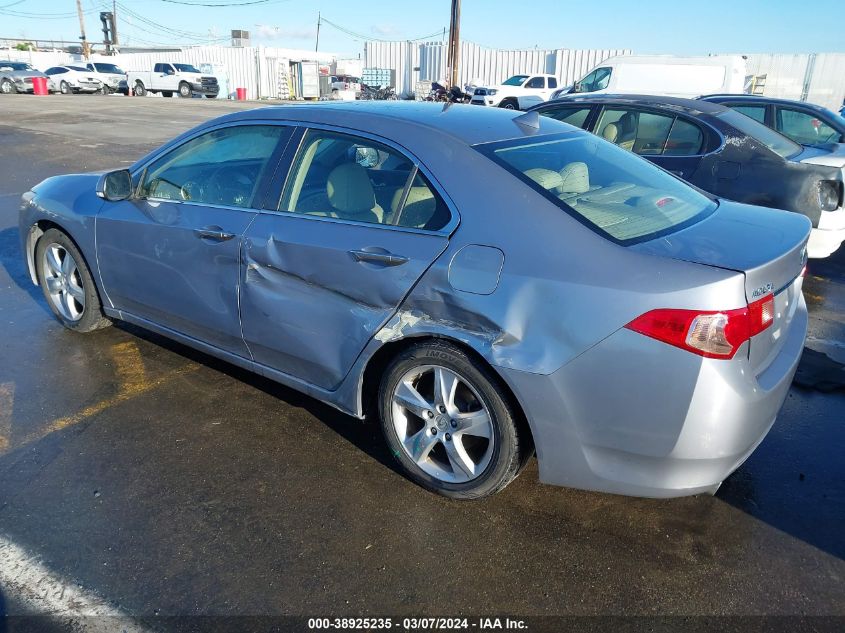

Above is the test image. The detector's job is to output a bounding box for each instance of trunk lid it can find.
[632,200,810,373]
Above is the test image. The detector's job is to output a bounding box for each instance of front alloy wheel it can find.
[42,243,85,321]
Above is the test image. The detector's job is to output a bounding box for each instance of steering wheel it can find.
[207,166,255,207]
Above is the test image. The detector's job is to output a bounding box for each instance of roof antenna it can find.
[513,109,540,132]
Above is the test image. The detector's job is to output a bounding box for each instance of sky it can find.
[2,0,844,58]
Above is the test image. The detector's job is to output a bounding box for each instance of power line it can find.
[157,0,292,6]
[319,16,444,43]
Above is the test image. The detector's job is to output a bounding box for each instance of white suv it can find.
[470,74,559,110]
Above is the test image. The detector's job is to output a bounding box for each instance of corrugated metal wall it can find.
[366,40,631,95]
[745,53,845,109]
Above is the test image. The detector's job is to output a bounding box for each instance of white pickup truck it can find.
[127,62,219,98]
[470,73,559,110]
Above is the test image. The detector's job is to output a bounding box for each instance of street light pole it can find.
[446,0,461,87]
[315,11,321,52]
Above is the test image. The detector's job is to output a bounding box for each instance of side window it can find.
[576,67,611,93]
[731,105,766,123]
[154,63,163,73]
[664,118,704,156]
[777,108,839,144]
[540,107,592,129]
[526,76,545,89]
[548,77,558,89]
[281,129,450,231]
[141,125,287,208]
[595,108,673,154]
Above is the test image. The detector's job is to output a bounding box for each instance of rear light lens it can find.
[625,294,774,359]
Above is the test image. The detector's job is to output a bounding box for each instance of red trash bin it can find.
[236,87,247,101]
[32,76,49,96]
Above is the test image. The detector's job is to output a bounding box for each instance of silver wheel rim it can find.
[391,364,495,484]
[42,243,85,322]
[1,81,10,93]
[180,84,190,96]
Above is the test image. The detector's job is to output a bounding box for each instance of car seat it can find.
[326,163,384,224]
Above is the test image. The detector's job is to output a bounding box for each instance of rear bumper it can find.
[499,294,807,498]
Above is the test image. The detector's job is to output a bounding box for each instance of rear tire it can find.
[378,340,524,499]
[35,229,111,333]
[134,81,146,97]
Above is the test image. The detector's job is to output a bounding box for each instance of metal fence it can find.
[365,40,631,96]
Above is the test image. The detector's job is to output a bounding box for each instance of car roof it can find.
[534,94,730,116]
[699,94,835,113]
[213,101,572,146]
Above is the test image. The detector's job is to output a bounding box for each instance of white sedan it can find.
[44,66,103,95]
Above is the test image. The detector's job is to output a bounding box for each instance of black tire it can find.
[206,94,217,99]
[498,98,518,110]
[59,81,71,95]
[378,340,524,499]
[35,228,111,333]
[0,78,15,94]
[178,82,192,98]
[134,81,146,97]
[162,91,173,98]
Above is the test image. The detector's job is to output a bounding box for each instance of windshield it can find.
[502,75,529,86]
[1,62,34,71]
[476,133,716,244]
[717,109,801,159]
[95,63,124,74]
[174,63,201,73]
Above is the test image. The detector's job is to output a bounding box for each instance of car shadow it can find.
[0,226,50,312]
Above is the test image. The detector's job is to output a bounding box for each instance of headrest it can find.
[618,112,637,134]
[602,123,619,143]
[327,163,375,213]
[524,168,563,191]
[558,162,590,194]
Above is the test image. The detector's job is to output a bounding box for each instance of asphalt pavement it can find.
[0,95,843,629]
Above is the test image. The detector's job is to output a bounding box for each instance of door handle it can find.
[195,226,235,242]
[348,249,409,266]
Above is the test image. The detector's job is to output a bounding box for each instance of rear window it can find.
[717,109,801,159]
[476,133,716,244]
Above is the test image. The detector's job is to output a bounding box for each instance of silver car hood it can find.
[797,143,845,168]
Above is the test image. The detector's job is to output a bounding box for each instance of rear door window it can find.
[664,118,705,156]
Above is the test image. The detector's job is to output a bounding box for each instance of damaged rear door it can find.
[240,127,455,390]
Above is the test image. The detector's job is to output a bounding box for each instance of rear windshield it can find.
[476,132,716,244]
[717,109,801,159]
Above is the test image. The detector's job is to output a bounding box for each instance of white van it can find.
[570,55,746,98]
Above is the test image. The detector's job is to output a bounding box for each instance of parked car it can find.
[127,62,219,98]
[0,60,48,94]
[570,55,746,99]
[699,94,845,146]
[44,66,103,95]
[330,74,361,94]
[470,73,559,110]
[529,95,845,258]
[20,103,810,499]
[84,61,127,94]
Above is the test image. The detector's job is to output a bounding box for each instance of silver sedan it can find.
[19,102,810,499]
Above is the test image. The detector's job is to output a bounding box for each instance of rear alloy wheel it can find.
[0,78,15,94]
[134,81,147,97]
[178,82,192,98]
[60,81,71,95]
[35,229,111,333]
[379,341,525,499]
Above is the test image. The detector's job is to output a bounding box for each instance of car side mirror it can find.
[96,169,133,201]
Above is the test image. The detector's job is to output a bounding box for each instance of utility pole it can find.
[75,0,90,58]
[315,11,321,52]
[112,0,118,46]
[446,0,460,87]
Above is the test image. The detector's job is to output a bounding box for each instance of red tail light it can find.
[625,294,775,359]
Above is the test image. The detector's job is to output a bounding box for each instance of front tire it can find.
[379,341,524,499]
[498,98,518,110]
[178,82,192,98]
[59,81,71,95]
[35,229,111,333]
[0,78,15,94]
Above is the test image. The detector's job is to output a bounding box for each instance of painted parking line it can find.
[0,533,149,632]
